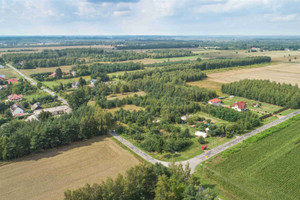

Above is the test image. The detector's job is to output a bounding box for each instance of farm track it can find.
[110,109,300,173]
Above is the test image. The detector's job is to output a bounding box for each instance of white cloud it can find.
[271,14,299,22]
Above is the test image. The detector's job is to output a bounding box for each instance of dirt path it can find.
[110,110,300,173]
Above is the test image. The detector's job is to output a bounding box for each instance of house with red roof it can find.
[231,101,247,112]
[208,98,222,106]
[7,78,18,84]
[0,77,5,81]
[50,72,56,78]
[7,94,23,101]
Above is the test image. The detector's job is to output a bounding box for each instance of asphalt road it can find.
[110,109,300,173]
[6,63,69,105]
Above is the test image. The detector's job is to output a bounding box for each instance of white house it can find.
[72,81,79,89]
[10,104,26,117]
[231,101,247,112]
[195,131,207,138]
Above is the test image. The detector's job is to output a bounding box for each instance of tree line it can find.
[221,79,300,109]
[64,163,217,200]
[0,106,114,160]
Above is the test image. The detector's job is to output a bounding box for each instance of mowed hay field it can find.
[198,115,300,200]
[206,62,300,86]
[0,136,141,200]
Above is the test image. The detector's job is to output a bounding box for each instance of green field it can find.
[196,114,300,200]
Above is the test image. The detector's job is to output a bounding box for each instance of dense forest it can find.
[64,163,217,200]
[0,106,114,160]
[221,79,300,109]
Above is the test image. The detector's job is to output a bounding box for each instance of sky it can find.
[0,0,300,35]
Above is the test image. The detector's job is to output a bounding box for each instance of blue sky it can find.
[0,0,300,35]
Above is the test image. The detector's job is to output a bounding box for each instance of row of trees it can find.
[0,106,114,160]
[221,79,300,108]
[64,163,217,200]
[122,56,271,81]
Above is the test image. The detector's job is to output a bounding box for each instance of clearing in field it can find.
[207,63,300,86]
[106,104,143,113]
[106,91,146,100]
[197,115,300,200]
[20,65,73,77]
[0,136,141,200]
[0,67,19,79]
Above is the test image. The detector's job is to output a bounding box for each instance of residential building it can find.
[7,94,23,101]
[208,98,222,106]
[10,104,26,117]
[72,81,79,89]
[7,78,18,84]
[231,101,247,112]
[195,131,207,138]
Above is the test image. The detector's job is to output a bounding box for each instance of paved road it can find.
[6,63,68,105]
[110,109,300,173]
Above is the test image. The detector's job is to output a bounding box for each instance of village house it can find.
[0,75,5,79]
[72,81,79,89]
[0,85,7,90]
[231,101,247,112]
[71,71,76,77]
[208,98,222,106]
[10,104,26,117]
[7,94,23,101]
[0,77,5,82]
[7,78,18,84]
[195,131,207,138]
[50,72,56,78]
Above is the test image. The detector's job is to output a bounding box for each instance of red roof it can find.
[8,78,18,84]
[50,72,56,77]
[209,98,221,103]
[0,77,5,81]
[8,94,23,101]
[232,101,247,110]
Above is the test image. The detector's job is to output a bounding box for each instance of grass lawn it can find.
[0,136,141,200]
[222,96,283,114]
[20,65,73,77]
[106,91,146,100]
[277,109,297,116]
[195,114,300,200]
[0,67,19,79]
[149,136,232,162]
[193,111,232,126]
[42,75,91,89]
[106,105,143,113]
[154,55,200,62]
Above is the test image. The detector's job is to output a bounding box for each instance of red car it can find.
[202,145,208,150]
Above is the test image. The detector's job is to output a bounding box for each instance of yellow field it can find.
[0,136,141,200]
[207,62,300,86]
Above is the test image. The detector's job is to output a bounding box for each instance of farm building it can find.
[208,98,222,106]
[195,131,207,138]
[10,104,26,117]
[7,78,18,84]
[0,77,5,81]
[232,101,247,112]
[34,105,72,117]
[7,94,23,101]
